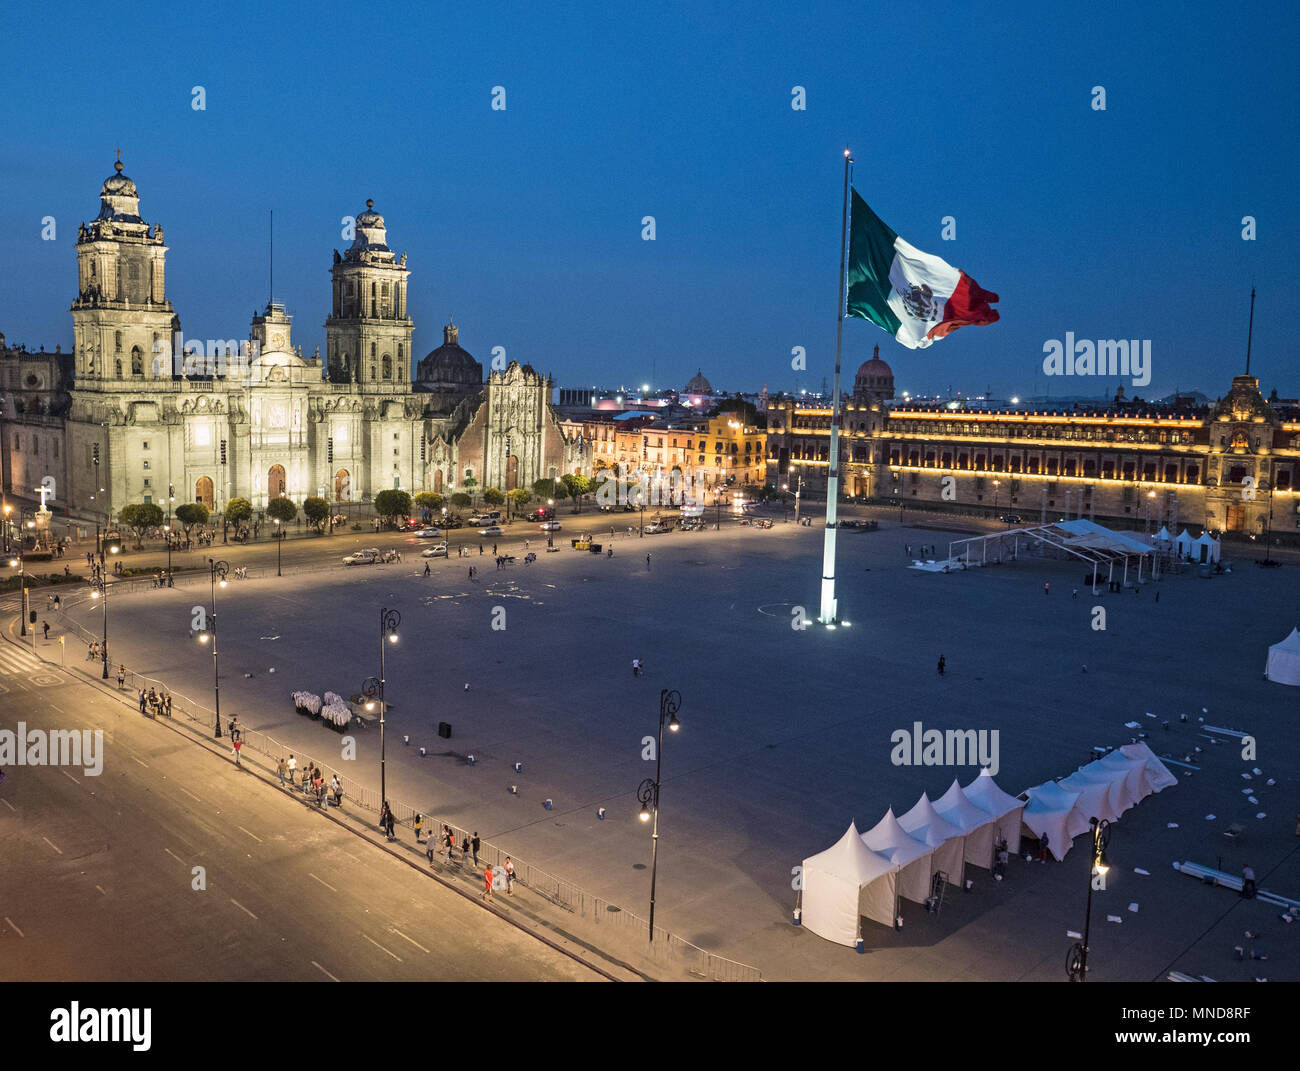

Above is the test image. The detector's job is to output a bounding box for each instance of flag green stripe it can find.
[845,189,901,335]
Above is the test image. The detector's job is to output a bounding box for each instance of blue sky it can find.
[1,1,1295,401]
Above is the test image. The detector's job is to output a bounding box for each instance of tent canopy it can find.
[1022,781,1089,861]
[935,777,999,869]
[862,808,934,905]
[963,769,1026,852]
[1266,626,1300,686]
[802,823,900,944]
[899,792,967,887]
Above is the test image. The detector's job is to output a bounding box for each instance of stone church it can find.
[0,158,578,521]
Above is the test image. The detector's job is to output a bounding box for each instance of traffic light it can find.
[327,437,334,464]
[220,439,227,464]
[92,442,100,466]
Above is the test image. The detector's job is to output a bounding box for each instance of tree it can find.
[450,491,471,510]
[226,497,253,527]
[482,487,505,509]
[303,496,330,532]
[119,502,164,548]
[561,473,591,512]
[374,488,413,527]
[533,477,567,502]
[173,502,209,541]
[414,491,444,521]
[462,476,478,506]
[507,488,531,518]
[266,496,298,527]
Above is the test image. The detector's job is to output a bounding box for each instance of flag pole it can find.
[819,149,853,626]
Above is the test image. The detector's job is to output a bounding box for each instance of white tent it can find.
[935,778,999,870]
[1173,529,1196,559]
[899,792,968,888]
[1022,781,1089,861]
[801,823,900,944]
[861,808,934,905]
[1265,627,1300,686]
[1059,767,1125,824]
[962,769,1026,854]
[1115,740,1177,794]
[1154,525,1172,544]
[1088,750,1149,816]
[1194,532,1221,564]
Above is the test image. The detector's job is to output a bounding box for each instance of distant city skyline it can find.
[1,3,1295,402]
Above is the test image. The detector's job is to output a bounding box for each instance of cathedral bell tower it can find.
[324,199,413,390]
[69,154,178,390]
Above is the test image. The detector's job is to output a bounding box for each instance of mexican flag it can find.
[846,189,999,349]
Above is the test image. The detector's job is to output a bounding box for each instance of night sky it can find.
[1,1,1295,401]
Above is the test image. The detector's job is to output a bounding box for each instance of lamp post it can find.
[636,688,681,942]
[1067,817,1111,981]
[199,558,229,738]
[163,524,172,579]
[638,489,645,536]
[363,607,401,806]
[274,518,282,576]
[547,498,554,549]
[93,543,118,677]
[11,552,27,637]
[993,479,1000,519]
[3,503,11,554]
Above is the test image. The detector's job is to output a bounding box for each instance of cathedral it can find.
[0,158,578,522]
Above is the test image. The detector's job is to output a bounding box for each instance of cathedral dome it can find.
[856,346,892,380]
[417,321,482,390]
[685,369,713,395]
[853,345,894,400]
[347,199,392,256]
[96,156,144,224]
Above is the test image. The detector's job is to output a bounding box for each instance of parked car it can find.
[538,521,562,532]
[421,542,449,557]
[528,508,555,522]
[343,549,378,565]
[469,512,502,526]
[479,525,504,537]
[414,527,443,538]
[1000,514,1023,524]
[643,523,669,534]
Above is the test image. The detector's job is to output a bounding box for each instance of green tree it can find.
[482,487,505,508]
[507,488,531,518]
[173,502,210,541]
[374,489,413,527]
[414,491,444,519]
[461,476,478,506]
[533,477,567,502]
[303,496,330,532]
[225,497,253,527]
[120,502,165,548]
[266,497,298,526]
[450,491,471,510]
[561,473,590,512]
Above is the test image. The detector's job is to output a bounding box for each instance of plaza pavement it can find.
[29,514,1300,981]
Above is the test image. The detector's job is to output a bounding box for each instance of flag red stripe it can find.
[926,272,1000,340]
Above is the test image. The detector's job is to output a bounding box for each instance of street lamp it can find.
[2,503,11,554]
[1067,817,1111,981]
[993,479,1001,519]
[11,553,27,637]
[199,558,229,737]
[635,688,682,942]
[274,518,282,576]
[547,497,554,549]
[363,607,401,805]
[163,523,172,579]
[93,544,118,678]
[637,489,645,537]
[1145,490,1156,536]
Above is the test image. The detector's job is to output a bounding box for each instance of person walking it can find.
[163,693,172,717]
[482,863,495,901]
[1241,864,1257,899]
[503,856,515,895]
[138,689,147,714]
[287,754,297,787]
[424,562,431,576]
[479,544,483,556]
[471,831,481,868]
[937,654,945,677]
[331,774,342,806]
[461,834,471,865]
[646,553,651,570]
[427,831,437,865]
[1043,581,1050,596]
[232,735,243,767]
[277,756,286,787]
[117,665,126,689]
[444,826,455,863]
[414,813,424,844]
[1038,832,1050,863]
[42,620,49,640]
[492,543,497,556]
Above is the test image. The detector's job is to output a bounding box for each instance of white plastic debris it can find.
[1168,822,1180,828]
[1253,768,1262,775]
[1267,779,1277,787]
[1249,797,1259,805]
[1066,930,1082,939]
[1144,712,1156,718]
[1242,773,1253,779]
[1125,721,1141,729]
[1107,915,1123,923]
[1205,814,1216,821]
[1128,903,1139,913]
[1134,867,1150,876]
[1257,812,1267,819]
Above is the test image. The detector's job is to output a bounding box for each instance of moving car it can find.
[342,549,379,565]
[643,522,669,534]
[479,525,504,537]
[420,542,449,557]
[1000,514,1023,524]
[539,521,562,532]
[528,508,555,522]
[414,527,443,538]
[469,512,502,526]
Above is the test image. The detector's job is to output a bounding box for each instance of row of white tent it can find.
[801,743,1178,947]
[1266,627,1300,686]
[1154,526,1221,564]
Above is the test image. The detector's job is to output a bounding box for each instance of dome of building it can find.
[856,346,892,380]
[416,321,482,390]
[853,345,895,401]
[685,369,713,395]
[348,199,391,254]
[96,156,144,224]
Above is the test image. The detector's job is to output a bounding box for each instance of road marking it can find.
[361,933,402,962]
[42,836,63,855]
[129,755,149,768]
[177,786,202,802]
[230,898,258,920]
[236,825,263,844]
[48,703,66,714]
[312,960,341,982]
[95,885,107,896]
[3,917,24,937]
[388,927,430,955]
[164,847,185,864]
[60,769,80,785]
[308,872,337,892]
[1,798,14,812]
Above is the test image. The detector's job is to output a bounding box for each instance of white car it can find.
[479,525,504,537]
[539,521,562,532]
[415,527,443,538]
[421,542,448,557]
[343,549,378,565]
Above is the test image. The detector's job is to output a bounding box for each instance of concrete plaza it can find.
[55,516,1300,981]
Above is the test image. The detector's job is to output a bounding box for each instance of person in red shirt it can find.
[482,864,494,901]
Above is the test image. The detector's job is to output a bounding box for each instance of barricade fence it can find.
[36,594,763,982]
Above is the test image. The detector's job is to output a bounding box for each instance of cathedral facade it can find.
[1,160,578,522]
